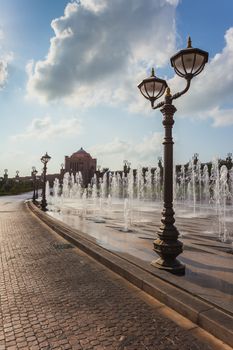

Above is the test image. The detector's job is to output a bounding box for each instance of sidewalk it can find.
[0,196,231,349]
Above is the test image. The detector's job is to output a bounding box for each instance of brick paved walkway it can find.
[0,198,229,350]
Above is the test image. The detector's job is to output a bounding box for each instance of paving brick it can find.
[0,199,223,350]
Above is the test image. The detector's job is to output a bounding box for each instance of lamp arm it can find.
[171,77,191,101]
[152,100,165,110]
[151,77,191,109]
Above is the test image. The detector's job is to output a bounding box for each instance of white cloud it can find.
[90,132,163,168]
[26,0,178,108]
[0,26,14,88]
[167,27,233,127]
[11,115,82,141]
[0,51,13,89]
[209,107,233,127]
[81,0,108,13]
[91,138,129,155]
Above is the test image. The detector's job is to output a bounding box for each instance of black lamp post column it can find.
[40,152,51,212]
[152,89,184,274]
[41,162,47,211]
[32,167,37,203]
[33,177,36,203]
[35,178,39,199]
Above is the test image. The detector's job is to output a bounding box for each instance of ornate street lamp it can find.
[3,169,8,181]
[15,170,20,183]
[157,156,163,168]
[225,152,232,170]
[192,153,199,166]
[32,166,38,203]
[40,152,51,211]
[157,156,163,191]
[138,37,208,275]
[60,163,65,181]
[123,160,131,175]
[35,175,39,199]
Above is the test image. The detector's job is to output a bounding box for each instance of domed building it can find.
[64,147,97,186]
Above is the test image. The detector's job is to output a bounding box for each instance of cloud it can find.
[209,107,233,127]
[11,115,82,141]
[0,50,13,89]
[167,27,233,126]
[91,138,129,155]
[26,0,178,108]
[90,132,163,168]
[24,2,233,129]
[0,26,14,88]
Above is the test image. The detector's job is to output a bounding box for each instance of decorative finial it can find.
[187,36,192,48]
[166,87,171,96]
[151,67,155,76]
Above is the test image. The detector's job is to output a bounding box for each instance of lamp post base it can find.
[152,237,185,275]
[151,257,185,275]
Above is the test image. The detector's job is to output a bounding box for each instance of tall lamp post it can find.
[40,152,51,211]
[123,160,131,175]
[32,166,38,203]
[226,153,232,169]
[35,175,39,199]
[138,37,208,275]
[3,169,8,181]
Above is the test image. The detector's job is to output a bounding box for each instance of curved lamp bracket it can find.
[152,76,192,110]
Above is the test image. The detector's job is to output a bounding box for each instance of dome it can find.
[71,147,92,159]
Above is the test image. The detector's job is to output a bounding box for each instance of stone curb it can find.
[27,201,233,348]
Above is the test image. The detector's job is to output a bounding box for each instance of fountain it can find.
[41,156,233,320]
[46,156,233,252]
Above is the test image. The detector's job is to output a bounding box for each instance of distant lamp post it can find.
[226,153,232,169]
[138,37,208,275]
[157,156,163,188]
[4,169,8,181]
[193,153,199,165]
[157,156,162,168]
[32,166,38,203]
[15,170,20,183]
[123,160,131,175]
[40,152,51,211]
[60,163,65,181]
[35,175,39,199]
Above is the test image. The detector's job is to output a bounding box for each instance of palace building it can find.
[64,147,97,186]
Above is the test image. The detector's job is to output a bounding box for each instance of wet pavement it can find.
[47,199,233,316]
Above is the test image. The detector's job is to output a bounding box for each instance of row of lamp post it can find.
[32,166,38,203]
[32,152,51,211]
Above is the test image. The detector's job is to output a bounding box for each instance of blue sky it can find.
[0,0,232,176]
